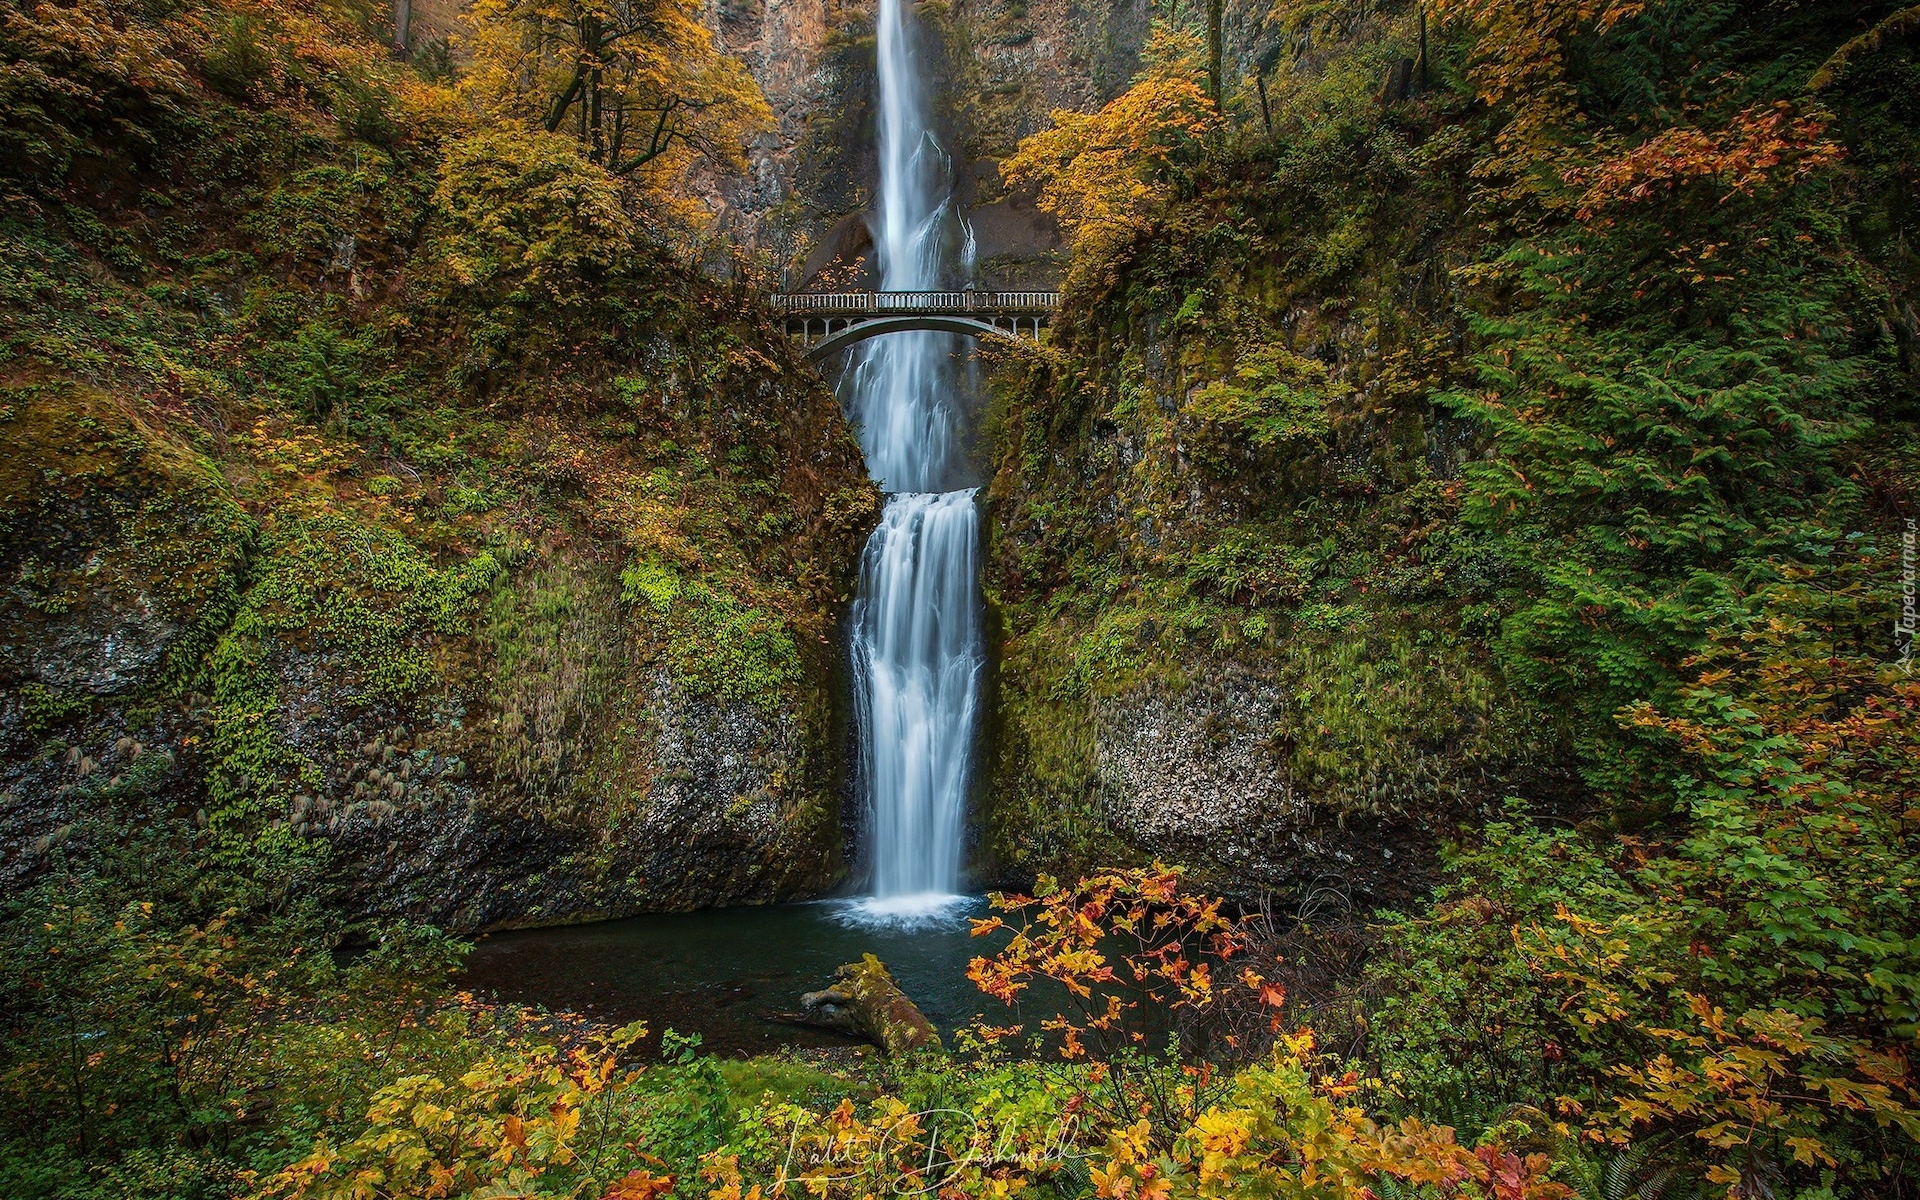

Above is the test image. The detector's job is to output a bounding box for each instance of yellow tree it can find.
[1000,31,1218,274]
[461,0,769,191]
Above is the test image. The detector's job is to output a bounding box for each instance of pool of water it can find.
[459,898,1015,1057]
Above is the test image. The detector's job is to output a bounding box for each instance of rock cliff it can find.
[2,260,875,931]
[704,0,1149,288]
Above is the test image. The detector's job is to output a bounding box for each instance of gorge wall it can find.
[0,68,881,931]
[702,0,1147,288]
[967,55,1574,908]
[1,0,1520,929]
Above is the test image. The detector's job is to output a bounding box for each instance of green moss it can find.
[1271,627,1536,816]
[199,509,499,863]
[713,1057,845,1109]
[484,560,629,821]
[654,582,804,709]
[982,631,1129,877]
[0,379,254,695]
[233,512,499,699]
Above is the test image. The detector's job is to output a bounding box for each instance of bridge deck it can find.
[775,290,1058,360]
[772,290,1058,316]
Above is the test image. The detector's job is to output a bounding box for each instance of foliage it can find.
[967,865,1271,1063]
[1180,342,1337,461]
[1366,819,1633,1134]
[0,0,192,182]
[1369,536,1920,1189]
[460,0,770,206]
[1085,1046,1570,1200]
[726,884,1571,1200]
[429,129,637,366]
[1000,31,1219,271]
[0,850,474,1198]
[259,1022,653,1200]
[1422,0,1645,180]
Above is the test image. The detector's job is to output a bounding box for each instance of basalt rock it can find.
[1,328,869,933]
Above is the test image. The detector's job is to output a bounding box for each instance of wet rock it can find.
[1,383,250,699]
[23,586,179,694]
[1087,667,1430,907]
[1095,670,1302,867]
[272,648,845,931]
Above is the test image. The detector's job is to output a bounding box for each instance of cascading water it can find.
[840,0,982,922]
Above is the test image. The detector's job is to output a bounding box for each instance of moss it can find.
[0,379,254,696]
[1271,626,1541,817]
[231,511,499,700]
[484,559,635,824]
[197,505,500,866]
[654,584,803,708]
[803,955,943,1056]
[714,1057,844,1109]
[974,78,1559,880]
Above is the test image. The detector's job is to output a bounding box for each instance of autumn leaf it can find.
[602,1168,676,1200]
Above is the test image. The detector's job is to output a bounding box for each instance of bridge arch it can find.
[799,314,1036,362]
[775,291,1057,362]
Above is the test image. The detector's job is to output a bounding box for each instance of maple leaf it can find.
[601,1168,676,1200]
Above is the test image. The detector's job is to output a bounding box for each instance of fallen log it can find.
[794,954,941,1055]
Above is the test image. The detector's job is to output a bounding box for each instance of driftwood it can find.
[794,954,941,1055]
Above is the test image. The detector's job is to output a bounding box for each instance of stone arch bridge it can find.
[773,291,1058,361]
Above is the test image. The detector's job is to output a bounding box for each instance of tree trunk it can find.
[1207,0,1224,108]
[585,18,606,164]
[391,0,410,54]
[1418,4,1429,93]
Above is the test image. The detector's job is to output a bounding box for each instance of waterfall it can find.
[840,0,981,921]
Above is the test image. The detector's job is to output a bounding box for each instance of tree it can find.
[461,0,770,190]
[1206,0,1222,107]
[1001,31,1218,274]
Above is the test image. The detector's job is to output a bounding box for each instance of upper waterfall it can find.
[839,0,972,495]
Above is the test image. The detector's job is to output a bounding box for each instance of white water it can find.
[840,0,981,923]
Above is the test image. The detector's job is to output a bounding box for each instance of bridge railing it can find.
[772,290,1059,314]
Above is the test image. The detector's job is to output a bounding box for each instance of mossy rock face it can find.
[0,359,862,932]
[973,118,1572,906]
[0,33,881,931]
[0,381,247,896]
[0,380,251,697]
[0,386,856,929]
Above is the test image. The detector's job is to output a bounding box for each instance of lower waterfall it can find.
[849,489,982,914]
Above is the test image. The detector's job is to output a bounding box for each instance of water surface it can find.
[461,899,1010,1057]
